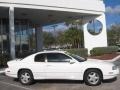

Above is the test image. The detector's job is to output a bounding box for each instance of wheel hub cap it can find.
[87,72,99,85]
[21,72,30,84]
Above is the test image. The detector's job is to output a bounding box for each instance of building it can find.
[0,0,107,59]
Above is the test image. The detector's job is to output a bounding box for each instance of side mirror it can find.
[70,60,75,64]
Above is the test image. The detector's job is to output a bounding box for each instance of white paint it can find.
[9,6,16,59]
[83,13,108,54]
[0,0,105,13]
[5,50,119,82]
[0,3,103,15]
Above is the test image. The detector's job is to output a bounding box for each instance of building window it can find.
[15,20,36,58]
[0,19,9,54]
[87,19,103,35]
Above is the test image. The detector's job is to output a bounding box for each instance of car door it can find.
[32,53,47,79]
[45,53,82,80]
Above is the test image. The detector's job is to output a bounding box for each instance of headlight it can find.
[112,66,118,70]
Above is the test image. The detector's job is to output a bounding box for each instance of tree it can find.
[43,32,55,48]
[43,19,84,49]
[63,19,84,48]
[65,19,83,30]
[62,29,84,48]
[56,31,65,45]
[107,24,120,46]
[29,34,36,50]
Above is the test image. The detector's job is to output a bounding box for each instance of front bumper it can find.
[103,68,119,80]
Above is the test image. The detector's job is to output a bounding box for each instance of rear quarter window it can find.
[34,54,46,62]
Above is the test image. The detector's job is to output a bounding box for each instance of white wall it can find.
[83,13,108,54]
[0,0,105,14]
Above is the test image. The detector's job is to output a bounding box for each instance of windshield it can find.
[66,52,87,62]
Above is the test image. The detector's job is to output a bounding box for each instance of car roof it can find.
[43,50,66,53]
[35,50,67,55]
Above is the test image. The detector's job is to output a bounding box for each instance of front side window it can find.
[47,53,71,62]
[69,53,86,62]
[34,54,45,62]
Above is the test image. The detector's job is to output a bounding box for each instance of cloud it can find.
[106,5,120,14]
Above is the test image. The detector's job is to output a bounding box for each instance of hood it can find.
[84,58,114,67]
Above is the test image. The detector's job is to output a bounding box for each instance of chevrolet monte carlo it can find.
[5,50,119,86]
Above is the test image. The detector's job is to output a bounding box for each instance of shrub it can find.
[64,48,88,58]
[0,53,10,67]
[90,46,119,56]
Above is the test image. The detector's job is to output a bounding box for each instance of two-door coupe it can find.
[5,50,119,86]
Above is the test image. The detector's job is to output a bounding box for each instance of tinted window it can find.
[35,54,45,62]
[70,54,86,62]
[47,53,71,62]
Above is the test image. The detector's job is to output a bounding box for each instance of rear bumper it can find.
[0,68,5,74]
[5,68,17,78]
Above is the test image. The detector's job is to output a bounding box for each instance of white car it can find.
[5,50,119,86]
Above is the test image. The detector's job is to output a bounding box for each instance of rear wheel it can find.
[84,69,102,86]
[18,70,34,85]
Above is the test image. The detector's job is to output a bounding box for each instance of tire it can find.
[18,70,34,85]
[84,69,102,86]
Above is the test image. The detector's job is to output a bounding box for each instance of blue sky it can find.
[43,0,120,31]
[104,0,120,28]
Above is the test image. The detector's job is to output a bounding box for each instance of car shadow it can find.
[34,78,117,85]
[13,78,117,85]
[13,78,84,84]
[34,79,84,84]
[102,77,117,83]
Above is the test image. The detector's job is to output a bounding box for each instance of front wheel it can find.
[18,70,34,85]
[84,69,102,86]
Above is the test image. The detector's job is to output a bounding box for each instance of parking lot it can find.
[0,60,120,90]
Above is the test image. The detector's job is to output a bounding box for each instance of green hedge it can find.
[64,48,88,58]
[0,54,10,67]
[90,46,119,56]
